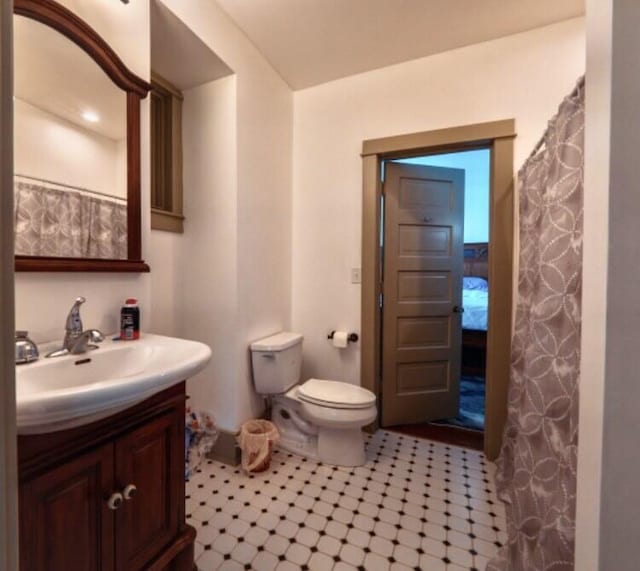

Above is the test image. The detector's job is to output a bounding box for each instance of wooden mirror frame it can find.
[14,0,151,272]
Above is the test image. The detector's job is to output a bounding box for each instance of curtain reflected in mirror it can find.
[14,177,127,259]
[13,13,127,260]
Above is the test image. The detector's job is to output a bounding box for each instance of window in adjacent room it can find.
[150,73,184,233]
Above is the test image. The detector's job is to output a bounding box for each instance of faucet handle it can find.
[65,297,86,334]
[88,329,105,343]
[15,330,39,364]
[69,329,105,355]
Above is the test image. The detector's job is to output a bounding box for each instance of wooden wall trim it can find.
[0,0,18,567]
[360,155,382,426]
[150,74,184,234]
[483,136,515,460]
[362,119,516,157]
[151,210,185,234]
[207,429,241,466]
[15,256,150,272]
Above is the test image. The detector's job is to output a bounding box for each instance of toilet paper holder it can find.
[327,331,359,343]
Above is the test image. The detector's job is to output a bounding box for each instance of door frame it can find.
[0,0,18,569]
[361,119,516,460]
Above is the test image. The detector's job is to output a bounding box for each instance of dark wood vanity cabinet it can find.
[19,443,115,570]
[115,412,181,570]
[18,383,195,571]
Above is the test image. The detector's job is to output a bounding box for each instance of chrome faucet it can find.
[68,329,105,354]
[15,331,39,364]
[63,296,87,351]
[46,297,105,358]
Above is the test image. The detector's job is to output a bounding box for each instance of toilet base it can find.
[271,397,319,461]
[277,433,319,461]
[270,394,371,467]
[277,438,319,461]
[318,427,366,467]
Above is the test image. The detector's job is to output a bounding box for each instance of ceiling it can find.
[215,0,585,90]
[14,14,126,140]
[151,0,232,91]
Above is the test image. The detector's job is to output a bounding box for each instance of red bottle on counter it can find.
[120,298,140,340]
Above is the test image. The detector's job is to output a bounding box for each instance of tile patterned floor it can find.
[186,430,507,571]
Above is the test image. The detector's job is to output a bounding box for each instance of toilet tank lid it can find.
[250,332,303,352]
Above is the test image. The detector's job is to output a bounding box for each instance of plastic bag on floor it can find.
[237,419,280,473]
[185,407,218,480]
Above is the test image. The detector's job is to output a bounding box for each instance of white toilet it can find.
[250,332,377,467]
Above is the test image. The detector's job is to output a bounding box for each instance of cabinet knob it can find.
[122,484,137,501]
[107,492,124,510]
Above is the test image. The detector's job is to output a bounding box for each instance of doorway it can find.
[383,149,491,437]
[360,120,515,460]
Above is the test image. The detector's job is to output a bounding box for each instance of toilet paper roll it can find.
[332,331,349,349]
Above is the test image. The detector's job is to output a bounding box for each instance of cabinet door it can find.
[114,411,182,570]
[20,443,115,571]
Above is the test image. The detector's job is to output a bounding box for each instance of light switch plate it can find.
[351,268,362,284]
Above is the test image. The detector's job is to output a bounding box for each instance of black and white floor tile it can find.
[186,430,507,571]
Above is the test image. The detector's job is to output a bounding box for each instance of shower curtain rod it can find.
[523,75,586,166]
[14,173,127,202]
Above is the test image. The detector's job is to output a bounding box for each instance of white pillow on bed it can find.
[463,276,488,291]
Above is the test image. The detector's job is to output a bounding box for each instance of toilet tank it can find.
[250,332,303,395]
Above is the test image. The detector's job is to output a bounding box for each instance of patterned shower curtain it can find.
[14,181,127,259]
[488,77,584,571]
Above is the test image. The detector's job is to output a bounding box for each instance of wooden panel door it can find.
[19,444,115,571]
[382,162,465,426]
[114,411,181,571]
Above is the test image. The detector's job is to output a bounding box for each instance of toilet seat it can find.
[297,379,376,410]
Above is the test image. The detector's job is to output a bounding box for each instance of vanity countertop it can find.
[16,333,211,434]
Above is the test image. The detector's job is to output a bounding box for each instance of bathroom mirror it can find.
[13,0,151,271]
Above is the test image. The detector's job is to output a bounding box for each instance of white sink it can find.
[16,333,211,434]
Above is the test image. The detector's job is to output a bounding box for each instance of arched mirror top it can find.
[14,0,151,272]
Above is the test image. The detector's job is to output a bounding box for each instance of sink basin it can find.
[16,333,211,434]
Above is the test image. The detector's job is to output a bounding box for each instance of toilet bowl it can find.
[250,333,377,467]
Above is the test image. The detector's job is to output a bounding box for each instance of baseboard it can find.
[207,428,240,466]
[364,420,378,434]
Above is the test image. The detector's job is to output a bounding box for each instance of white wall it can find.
[575,2,610,567]
[14,98,126,198]
[172,75,239,432]
[234,47,293,428]
[291,17,586,385]
[577,1,640,569]
[14,0,150,342]
[149,0,293,433]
